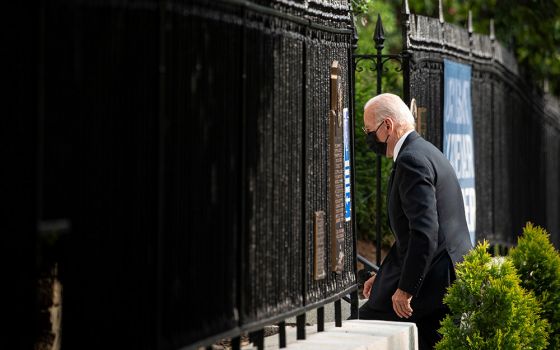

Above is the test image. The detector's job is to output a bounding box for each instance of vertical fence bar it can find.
[296,313,306,340]
[349,290,359,319]
[37,0,45,226]
[374,14,385,266]
[238,6,248,330]
[301,25,308,319]
[468,10,473,57]
[317,306,325,331]
[279,321,287,348]
[156,1,168,348]
[250,329,264,350]
[334,299,342,327]
[231,336,241,350]
[34,4,46,349]
[489,18,496,239]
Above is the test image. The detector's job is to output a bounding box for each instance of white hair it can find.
[364,93,415,127]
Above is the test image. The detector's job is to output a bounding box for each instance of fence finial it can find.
[490,18,495,41]
[374,14,385,49]
[438,0,444,23]
[402,0,410,15]
[401,0,411,51]
[468,10,473,34]
[352,20,359,51]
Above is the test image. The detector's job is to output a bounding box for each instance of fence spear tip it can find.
[402,0,410,15]
[374,14,385,46]
[438,0,444,24]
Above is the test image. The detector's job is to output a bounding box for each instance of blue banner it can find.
[443,59,476,245]
[343,108,351,222]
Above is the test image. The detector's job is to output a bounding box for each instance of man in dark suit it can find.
[358,93,473,349]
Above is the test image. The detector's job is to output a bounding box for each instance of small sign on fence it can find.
[314,211,326,280]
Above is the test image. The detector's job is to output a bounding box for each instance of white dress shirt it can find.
[393,129,415,160]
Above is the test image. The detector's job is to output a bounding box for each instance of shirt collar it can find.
[393,129,414,160]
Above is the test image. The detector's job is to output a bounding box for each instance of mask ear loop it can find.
[382,119,391,143]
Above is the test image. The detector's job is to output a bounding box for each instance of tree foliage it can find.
[351,0,374,16]
[436,241,549,350]
[510,223,560,350]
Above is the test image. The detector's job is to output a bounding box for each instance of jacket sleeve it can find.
[396,154,438,296]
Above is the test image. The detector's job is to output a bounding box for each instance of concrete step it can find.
[242,320,418,350]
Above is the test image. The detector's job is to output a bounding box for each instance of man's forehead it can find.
[363,106,376,122]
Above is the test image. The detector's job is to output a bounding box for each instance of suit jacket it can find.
[368,131,473,320]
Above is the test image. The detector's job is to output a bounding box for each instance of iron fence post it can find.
[301,25,308,322]
[402,0,411,105]
[335,299,342,326]
[238,5,248,330]
[156,1,168,348]
[296,313,306,340]
[279,321,287,348]
[317,306,325,331]
[374,14,385,267]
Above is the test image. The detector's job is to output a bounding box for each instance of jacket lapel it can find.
[387,162,396,231]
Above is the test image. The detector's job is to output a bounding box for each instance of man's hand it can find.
[391,288,413,318]
[362,274,376,299]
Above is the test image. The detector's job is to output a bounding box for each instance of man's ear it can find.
[385,118,393,130]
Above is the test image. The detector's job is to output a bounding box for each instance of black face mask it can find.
[365,121,389,157]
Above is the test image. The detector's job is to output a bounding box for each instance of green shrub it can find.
[436,241,549,350]
[510,222,560,349]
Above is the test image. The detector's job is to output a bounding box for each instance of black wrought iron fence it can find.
[19,1,359,349]
[402,4,560,248]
